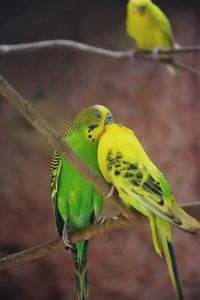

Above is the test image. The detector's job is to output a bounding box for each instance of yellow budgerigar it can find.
[98,123,200,300]
[126,0,175,64]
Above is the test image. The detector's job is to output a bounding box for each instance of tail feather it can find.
[71,241,89,300]
[149,215,184,300]
[165,240,184,300]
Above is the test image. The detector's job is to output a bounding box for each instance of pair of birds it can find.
[50,1,191,299]
[51,105,200,300]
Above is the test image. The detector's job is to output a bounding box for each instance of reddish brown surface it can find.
[0,1,200,299]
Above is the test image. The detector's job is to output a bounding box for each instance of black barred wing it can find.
[50,151,65,235]
[50,151,62,203]
[106,149,182,226]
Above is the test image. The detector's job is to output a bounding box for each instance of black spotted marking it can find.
[128,164,138,170]
[145,175,163,194]
[116,152,123,159]
[124,172,134,178]
[115,170,121,176]
[136,171,143,179]
[88,124,98,131]
[92,139,95,142]
[143,181,163,196]
[148,175,156,182]
[131,179,140,186]
[88,134,92,139]
[173,218,182,226]
[166,208,182,225]
[158,198,164,206]
[115,163,121,168]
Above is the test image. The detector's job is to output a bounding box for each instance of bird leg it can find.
[94,214,106,225]
[106,184,116,198]
[62,221,73,248]
[152,46,161,58]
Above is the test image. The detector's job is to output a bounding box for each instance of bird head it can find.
[128,0,152,16]
[75,105,114,143]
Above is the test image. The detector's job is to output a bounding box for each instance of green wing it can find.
[106,149,183,227]
[50,150,64,235]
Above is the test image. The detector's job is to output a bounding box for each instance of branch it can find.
[0,215,131,271]
[1,202,200,271]
[0,40,200,75]
[0,40,200,56]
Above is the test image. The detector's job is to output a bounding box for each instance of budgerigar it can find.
[98,123,200,300]
[51,105,114,300]
[126,0,176,72]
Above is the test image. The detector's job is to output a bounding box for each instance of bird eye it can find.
[106,114,113,122]
[138,5,146,13]
[95,112,101,119]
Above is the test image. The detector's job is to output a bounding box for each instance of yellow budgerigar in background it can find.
[98,122,200,300]
[126,0,176,67]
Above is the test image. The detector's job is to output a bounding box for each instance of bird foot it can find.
[152,46,161,58]
[126,49,136,59]
[94,214,106,225]
[106,184,115,198]
[62,221,73,248]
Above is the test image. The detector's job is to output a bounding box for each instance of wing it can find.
[152,4,174,47]
[50,150,64,235]
[106,149,183,227]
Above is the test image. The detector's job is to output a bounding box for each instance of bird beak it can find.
[138,5,146,13]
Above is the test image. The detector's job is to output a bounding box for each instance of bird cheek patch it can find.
[86,125,98,142]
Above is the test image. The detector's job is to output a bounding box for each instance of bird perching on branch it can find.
[98,123,200,300]
[50,105,114,300]
[126,0,177,73]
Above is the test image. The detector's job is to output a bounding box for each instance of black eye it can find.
[95,112,101,119]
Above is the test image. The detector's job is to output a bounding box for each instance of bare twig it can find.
[0,40,199,75]
[0,40,199,57]
[172,61,200,76]
[0,215,132,271]
[1,202,200,271]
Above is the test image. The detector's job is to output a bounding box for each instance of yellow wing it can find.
[98,124,200,232]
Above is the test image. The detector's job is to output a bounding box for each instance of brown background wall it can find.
[0,1,200,299]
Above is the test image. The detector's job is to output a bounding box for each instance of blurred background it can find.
[0,0,200,299]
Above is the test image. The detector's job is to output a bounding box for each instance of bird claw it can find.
[106,184,115,198]
[62,221,73,248]
[94,214,106,225]
[152,46,161,58]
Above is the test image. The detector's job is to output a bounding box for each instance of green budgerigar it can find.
[50,105,114,300]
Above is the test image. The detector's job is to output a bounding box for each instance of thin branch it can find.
[0,40,199,57]
[1,202,200,271]
[172,61,200,76]
[0,215,131,271]
[0,39,199,75]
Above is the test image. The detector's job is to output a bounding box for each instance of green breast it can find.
[57,128,103,230]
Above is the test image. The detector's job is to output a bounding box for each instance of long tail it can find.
[149,213,184,300]
[71,241,89,300]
